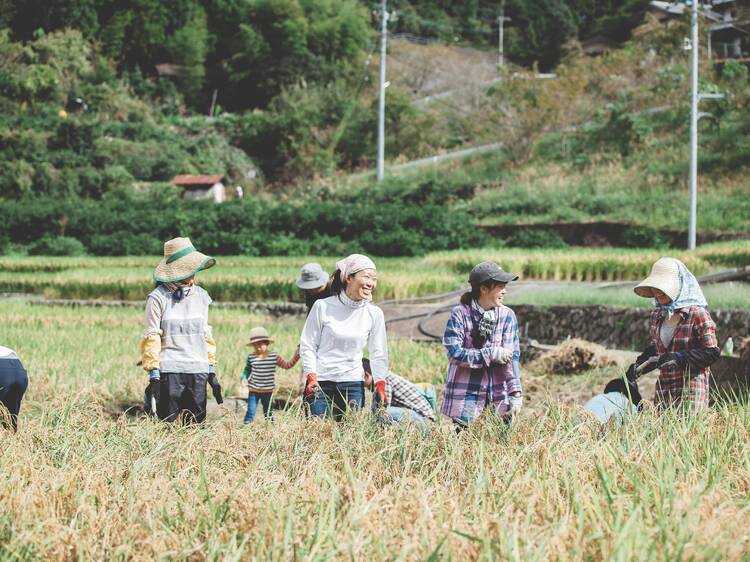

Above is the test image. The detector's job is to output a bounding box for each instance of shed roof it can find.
[171,174,224,187]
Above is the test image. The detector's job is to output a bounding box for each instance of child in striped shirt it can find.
[241,326,299,423]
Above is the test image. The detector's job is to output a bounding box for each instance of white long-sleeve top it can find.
[299,293,388,383]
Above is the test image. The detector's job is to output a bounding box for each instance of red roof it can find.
[171,174,224,186]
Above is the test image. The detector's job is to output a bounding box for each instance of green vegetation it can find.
[1,241,747,303]
[506,282,750,310]
[2,301,750,559]
[0,3,748,255]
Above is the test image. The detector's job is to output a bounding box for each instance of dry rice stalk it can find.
[530,338,617,375]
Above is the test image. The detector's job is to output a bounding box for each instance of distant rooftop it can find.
[172,174,224,187]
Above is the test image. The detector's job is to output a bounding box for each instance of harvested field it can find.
[2,302,749,560]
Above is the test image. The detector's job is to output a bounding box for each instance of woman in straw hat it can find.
[442,262,523,427]
[299,254,388,421]
[140,237,222,423]
[632,257,720,411]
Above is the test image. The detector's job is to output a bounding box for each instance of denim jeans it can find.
[307,380,364,421]
[245,391,273,423]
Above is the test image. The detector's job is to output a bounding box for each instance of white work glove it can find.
[508,394,523,415]
[492,346,513,364]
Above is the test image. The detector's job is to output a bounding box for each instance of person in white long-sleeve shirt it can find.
[299,254,389,420]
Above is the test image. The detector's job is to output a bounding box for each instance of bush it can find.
[87,233,162,256]
[505,228,568,249]
[619,225,672,249]
[27,236,87,256]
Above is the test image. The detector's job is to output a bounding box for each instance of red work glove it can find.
[373,380,388,408]
[304,373,320,400]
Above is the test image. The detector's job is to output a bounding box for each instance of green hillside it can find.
[0,2,748,255]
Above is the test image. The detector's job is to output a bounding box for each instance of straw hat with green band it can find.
[154,237,216,283]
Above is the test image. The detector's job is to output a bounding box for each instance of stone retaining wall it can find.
[514,304,748,350]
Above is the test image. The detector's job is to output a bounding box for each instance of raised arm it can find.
[276,350,300,370]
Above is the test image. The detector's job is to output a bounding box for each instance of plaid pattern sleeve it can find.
[497,309,522,394]
[443,306,492,369]
[387,373,436,421]
[649,306,718,410]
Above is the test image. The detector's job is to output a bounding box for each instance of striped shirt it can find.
[241,352,299,392]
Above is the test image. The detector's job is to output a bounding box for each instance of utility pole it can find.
[688,0,699,250]
[376,0,388,182]
[497,3,510,72]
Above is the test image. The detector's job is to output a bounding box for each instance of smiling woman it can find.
[442,261,523,428]
[299,254,389,420]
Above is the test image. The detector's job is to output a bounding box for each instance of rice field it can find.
[1,241,748,303]
[2,302,750,560]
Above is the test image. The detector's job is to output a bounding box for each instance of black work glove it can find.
[146,379,160,414]
[626,345,659,381]
[656,352,686,370]
[208,372,223,405]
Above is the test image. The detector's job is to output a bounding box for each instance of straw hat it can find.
[154,237,215,283]
[634,258,681,300]
[247,326,274,345]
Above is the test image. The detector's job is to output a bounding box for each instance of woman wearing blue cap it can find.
[442,261,523,426]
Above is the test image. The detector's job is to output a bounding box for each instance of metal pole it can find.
[688,0,699,250]
[498,3,508,73]
[376,0,387,182]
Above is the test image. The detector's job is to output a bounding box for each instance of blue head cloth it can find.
[655,259,707,316]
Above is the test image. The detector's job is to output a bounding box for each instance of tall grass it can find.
[1,241,747,302]
[1,302,749,560]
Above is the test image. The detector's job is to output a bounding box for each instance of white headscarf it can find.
[335,254,376,283]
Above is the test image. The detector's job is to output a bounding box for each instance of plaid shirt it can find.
[385,372,436,421]
[648,305,718,409]
[441,303,521,422]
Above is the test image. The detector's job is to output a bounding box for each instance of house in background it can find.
[648,1,749,60]
[708,0,749,60]
[171,174,226,203]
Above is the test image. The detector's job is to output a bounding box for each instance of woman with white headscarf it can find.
[299,254,388,420]
[631,257,720,410]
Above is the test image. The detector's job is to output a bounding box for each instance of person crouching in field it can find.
[139,237,222,424]
[299,254,389,421]
[240,326,299,423]
[0,346,28,432]
[632,257,720,411]
[582,376,642,428]
[362,358,436,428]
[442,262,522,427]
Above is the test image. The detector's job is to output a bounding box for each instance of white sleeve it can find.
[144,296,163,337]
[368,306,389,383]
[299,300,323,376]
